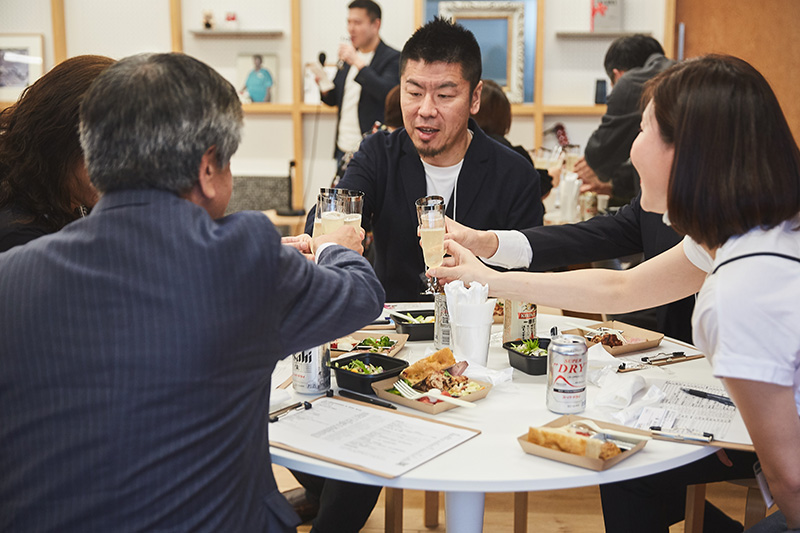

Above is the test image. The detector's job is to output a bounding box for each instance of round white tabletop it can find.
[271,313,720,532]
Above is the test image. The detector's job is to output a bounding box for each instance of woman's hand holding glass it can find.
[426,239,496,288]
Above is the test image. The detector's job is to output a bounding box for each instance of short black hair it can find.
[348,0,381,21]
[603,34,664,80]
[400,16,482,92]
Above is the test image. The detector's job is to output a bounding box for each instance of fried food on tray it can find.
[527,425,621,460]
[401,347,456,386]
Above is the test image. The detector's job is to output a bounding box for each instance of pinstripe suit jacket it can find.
[0,189,384,532]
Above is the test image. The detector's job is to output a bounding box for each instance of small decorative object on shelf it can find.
[223,12,239,30]
[591,0,622,33]
[202,10,215,30]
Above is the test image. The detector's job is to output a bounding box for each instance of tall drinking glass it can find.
[339,190,364,228]
[415,195,446,295]
[563,144,581,173]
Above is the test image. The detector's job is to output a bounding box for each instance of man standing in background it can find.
[575,35,674,205]
[320,0,400,162]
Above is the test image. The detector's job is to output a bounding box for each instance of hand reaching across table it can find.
[282,225,365,258]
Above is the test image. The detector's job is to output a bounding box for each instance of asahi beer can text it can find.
[292,343,331,394]
[546,334,588,414]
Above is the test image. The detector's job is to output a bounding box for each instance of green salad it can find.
[335,359,385,375]
[510,338,548,357]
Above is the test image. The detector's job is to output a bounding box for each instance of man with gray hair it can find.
[0,52,384,532]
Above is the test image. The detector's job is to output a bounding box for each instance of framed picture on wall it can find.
[438,1,525,103]
[236,53,277,103]
[0,34,44,101]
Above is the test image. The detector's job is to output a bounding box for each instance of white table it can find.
[270,313,734,532]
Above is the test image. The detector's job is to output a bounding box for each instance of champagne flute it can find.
[339,190,364,228]
[415,195,446,295]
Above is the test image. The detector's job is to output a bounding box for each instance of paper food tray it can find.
[517,414,649,471]
[330,332,408,359]
[371,377,491,415]
[563,320,663,356]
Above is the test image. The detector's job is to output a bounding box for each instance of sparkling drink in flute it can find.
[415,195,446,294]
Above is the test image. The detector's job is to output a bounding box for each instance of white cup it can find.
[451,321,493,367]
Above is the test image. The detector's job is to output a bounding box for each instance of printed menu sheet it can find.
[632,381,738,440]
[269,397,480,478]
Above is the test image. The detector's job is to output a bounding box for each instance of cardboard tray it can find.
[371,377,492,415]
[517,414,649,471]
[563,320,664,356]
[330,332,408,359]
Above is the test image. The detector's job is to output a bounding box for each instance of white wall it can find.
[64,0,171,59]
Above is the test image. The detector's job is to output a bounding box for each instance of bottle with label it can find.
[433,292,450,349]
[502,300,537,344]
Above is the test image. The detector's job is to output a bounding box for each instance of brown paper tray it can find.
[371,377,492,414]
[563,320,663,356]
[517,414,649,471]
[330,332,408,359]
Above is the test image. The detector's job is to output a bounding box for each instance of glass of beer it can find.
[415,195,446,294]
[339,190,364,229]
[315,192,344,237]
[563,144,581,173]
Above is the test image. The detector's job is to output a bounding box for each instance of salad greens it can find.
[510,338,547,356]
[336,359,384,374]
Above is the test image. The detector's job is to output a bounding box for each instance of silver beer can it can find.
[546,334,588,414]
[292,343,331,394]
[433,292,450,349]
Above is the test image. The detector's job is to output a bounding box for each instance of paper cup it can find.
[451,322,493,367]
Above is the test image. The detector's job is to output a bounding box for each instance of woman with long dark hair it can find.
[0,55,114,252]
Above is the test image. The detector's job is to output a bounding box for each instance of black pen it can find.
[681,387,735,407]
[269,401,312,422]
[339,389,397,410]
[642,351,685,363]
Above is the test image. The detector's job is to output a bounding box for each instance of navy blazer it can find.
[522,193,694,343]
[308,120,544,302]
[322,40,400,155]
[0,189,384,532]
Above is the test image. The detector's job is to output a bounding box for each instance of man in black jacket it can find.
[320,0,400,161]
[576,35,675,205]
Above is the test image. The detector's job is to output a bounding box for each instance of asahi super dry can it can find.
[546,334,588,413]
[292,343,331,394]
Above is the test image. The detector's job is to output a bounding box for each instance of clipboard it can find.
[617,353,705,373]
[269,395,481,478]
[617,337,706,373]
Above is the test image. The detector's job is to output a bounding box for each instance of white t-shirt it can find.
[337,50,375,153]
[684,220,800,415]
[422,159,462,210]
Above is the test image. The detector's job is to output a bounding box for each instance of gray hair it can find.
[80,53,243,194]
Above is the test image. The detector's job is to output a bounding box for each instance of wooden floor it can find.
[274,465,752,532]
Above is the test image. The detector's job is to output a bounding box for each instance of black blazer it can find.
[308,120,544,302]
[322,40,401,155]
[521,193,695,343]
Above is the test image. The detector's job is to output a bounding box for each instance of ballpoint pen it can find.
[642,351,685,363]
[339,389,397,410]
[269,401,312,422]
[681,387,735,406]
[650,426,714,443]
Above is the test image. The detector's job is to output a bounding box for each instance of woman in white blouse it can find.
[430,55,800,531]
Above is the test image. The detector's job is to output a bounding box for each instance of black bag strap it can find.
[712,252,800,275]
